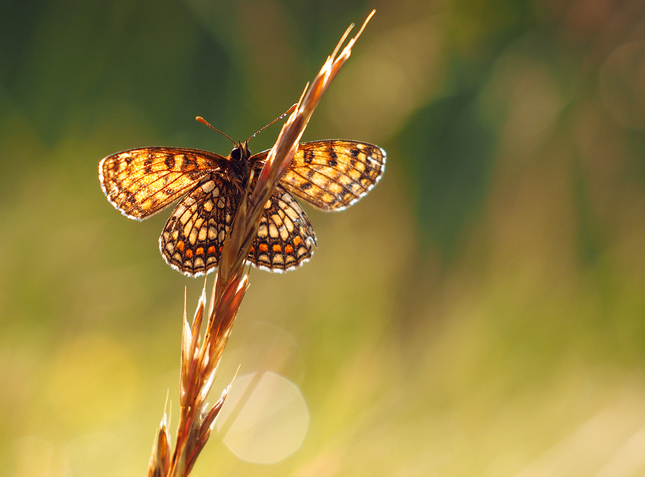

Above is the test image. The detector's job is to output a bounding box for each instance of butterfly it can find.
[99,119,386,277]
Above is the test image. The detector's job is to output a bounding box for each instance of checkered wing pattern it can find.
[280,140,386,211]
[159,174,238,276]
[99,147,226,220]
[250,185,316,272]
[99,138,386,276]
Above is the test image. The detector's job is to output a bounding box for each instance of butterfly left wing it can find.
[279,140,386,211]
[99,146,228,220]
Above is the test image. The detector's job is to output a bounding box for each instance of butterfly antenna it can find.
[196,116,236,145]
[248,104,298,140]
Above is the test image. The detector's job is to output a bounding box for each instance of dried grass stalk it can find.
[147,10,376,476]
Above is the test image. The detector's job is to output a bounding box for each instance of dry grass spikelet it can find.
[147,10,376,476]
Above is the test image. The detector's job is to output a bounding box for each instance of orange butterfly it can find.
[99,121,385,276]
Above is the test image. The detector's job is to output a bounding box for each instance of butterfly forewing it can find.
[250,185,317,272]
[99,147,227,220]
[280,140,386,211]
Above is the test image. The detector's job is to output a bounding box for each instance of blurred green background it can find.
[3,0,645,475]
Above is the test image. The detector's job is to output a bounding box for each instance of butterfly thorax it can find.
[227,141,255,195]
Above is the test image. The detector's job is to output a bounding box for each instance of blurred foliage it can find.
[402,92,494,261]
[3,0,645,476]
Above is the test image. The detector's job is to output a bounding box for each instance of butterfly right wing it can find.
[99,146,228,220]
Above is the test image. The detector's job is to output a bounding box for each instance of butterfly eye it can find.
[230,148,241,161]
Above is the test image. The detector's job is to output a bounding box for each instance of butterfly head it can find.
[230,141,251,163]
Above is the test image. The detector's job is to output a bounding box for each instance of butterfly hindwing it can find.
[248,185,316,272]
[159,174,239,276]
